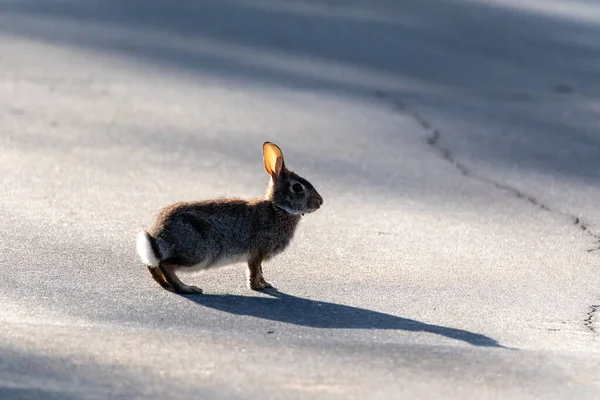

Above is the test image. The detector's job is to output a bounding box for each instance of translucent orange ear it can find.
[263,142,284,178]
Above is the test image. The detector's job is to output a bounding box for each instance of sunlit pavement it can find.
[0,1,599,399]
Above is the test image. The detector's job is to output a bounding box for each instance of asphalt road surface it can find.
[1,1,599,399]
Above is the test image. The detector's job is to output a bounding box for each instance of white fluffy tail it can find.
[136,230,160,267]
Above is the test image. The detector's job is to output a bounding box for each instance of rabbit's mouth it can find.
[302,207,320,215]
[275,203,319,216]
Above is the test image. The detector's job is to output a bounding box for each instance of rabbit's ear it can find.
[263,142,285,178]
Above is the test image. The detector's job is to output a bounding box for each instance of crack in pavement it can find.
[584,305,599,333]
[373,90,600,252]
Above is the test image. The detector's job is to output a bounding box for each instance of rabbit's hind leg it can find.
[158,262,203,294]
[147,265,172,290]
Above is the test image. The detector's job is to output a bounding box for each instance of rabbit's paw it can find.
[177,285,204,295]
[249,280,272,290]
[260,278,273,289]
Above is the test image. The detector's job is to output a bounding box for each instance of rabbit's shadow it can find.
[182,289,506,348]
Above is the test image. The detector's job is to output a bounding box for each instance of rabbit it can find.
[136,142,323,294]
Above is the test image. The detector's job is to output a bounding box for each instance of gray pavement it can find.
[0,1,599,399]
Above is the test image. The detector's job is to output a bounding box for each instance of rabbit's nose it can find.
[313,196,323,208]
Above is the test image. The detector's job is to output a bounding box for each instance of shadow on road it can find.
[182,289,506,348]
[0,387,76,400]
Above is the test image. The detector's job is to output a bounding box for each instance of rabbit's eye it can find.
[291,183,304,193]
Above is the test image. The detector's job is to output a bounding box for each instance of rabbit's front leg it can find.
[258,264,273,288]
[247,255,273,290]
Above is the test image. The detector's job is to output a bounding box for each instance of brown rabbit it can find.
[136,142,323,294]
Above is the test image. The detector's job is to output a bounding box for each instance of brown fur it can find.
[137,142,323,294]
